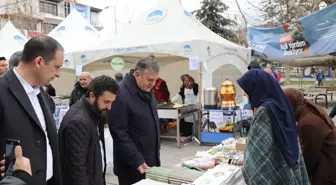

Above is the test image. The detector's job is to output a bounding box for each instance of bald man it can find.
[69,72,93,106]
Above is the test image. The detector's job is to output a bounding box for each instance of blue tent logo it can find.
[63,59,70,66]
[184,10,191,17]
[56,26,66,32]
[81,55,87,63]
[184,44,192,53]
[13,35,24,40]
[146,9,166,24]
[85,26,94,32]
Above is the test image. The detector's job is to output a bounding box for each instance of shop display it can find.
[220,80,237,109]
[145,167,204,185]
[182,157,215,171]
[192,164,246,185]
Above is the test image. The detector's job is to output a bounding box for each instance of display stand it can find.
[200,109,237,145]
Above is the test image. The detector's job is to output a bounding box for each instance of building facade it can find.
[0,0,102,38]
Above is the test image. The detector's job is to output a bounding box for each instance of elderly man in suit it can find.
[0,35,64,185]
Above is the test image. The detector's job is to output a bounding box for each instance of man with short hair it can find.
[8,50,56,113]
[115,72,123,83]
[107,55,161,185]
[8,51,22,68]
[0,35,63,185]
[0,57,8,75]
[58,75,119,185]
[69,71,93,106]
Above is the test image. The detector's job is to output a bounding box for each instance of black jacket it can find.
[107,71,160,181]
[69,82,87,106]
[0,69,61,185]
[58,97,105,185]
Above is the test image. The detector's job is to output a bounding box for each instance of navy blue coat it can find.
[107,71,160,178]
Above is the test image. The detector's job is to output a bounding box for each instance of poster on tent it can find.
[70,3,91,22]
[247,3,336,60]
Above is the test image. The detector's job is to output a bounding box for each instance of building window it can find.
[44,23,57,34]
[40,1,58,16]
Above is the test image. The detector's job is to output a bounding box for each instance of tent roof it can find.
[97,0,244,48]
[86,0,250,63]
[0,21,27,60]
[48,9,100,53]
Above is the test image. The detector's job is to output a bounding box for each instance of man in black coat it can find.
[58,75,119,185]
[0,35,63,185]
[107,55,161,185]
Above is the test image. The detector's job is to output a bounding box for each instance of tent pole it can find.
[197,62,203,139]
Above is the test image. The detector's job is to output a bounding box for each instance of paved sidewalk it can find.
[105,140,212,185]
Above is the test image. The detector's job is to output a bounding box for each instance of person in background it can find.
[171,74,198,136]
[0,57,8,75]
[284,88,336,185]
[277,70,282,82]
[115,73,123,83]
[8,52,22,69]
[0,35,63,185]
[0,146,32,185]
[153,77,170,103]
[69,72,93,106]
[316,69,324,87]
[45,84,56,97]
[247,59,261,70]
[59,75,119,185]
[8,51,56,114]
[107,55,161,185]
[237,69,309,185]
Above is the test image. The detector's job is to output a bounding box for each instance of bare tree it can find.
[234,0,248,47]
[2,0,41,35]
[248,0,336,27]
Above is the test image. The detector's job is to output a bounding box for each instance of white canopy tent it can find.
[0,21,27,60]
[48,9,100,70]
[75,0,251,67]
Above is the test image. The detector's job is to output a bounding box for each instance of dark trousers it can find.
[180,118,193,136]
[318,80,323,86]
[118,173,145,185]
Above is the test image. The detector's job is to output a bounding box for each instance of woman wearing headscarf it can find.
[284,88,336,185]
[237,69,309,185]
[171,74,198,136]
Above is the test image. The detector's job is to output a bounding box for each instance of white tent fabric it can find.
[0,21,27,60]
[75,0,251,66]
[48,9,100,69]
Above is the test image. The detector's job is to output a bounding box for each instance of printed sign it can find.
[247,3,336,60]
[189,56,200,70]
[111,57,125,71]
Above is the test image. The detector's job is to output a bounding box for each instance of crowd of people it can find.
[0,34,335,185]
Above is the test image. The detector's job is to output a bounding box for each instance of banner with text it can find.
[70,3,91,23]
[247,3,336,60]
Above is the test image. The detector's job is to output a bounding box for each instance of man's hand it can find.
[137,163,149,174]
[0,155,4,177]
[13,146,32,176]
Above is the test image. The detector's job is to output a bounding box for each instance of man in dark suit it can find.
[0,35,64,185]
[8,51,56,113]
[107,55,161,185]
